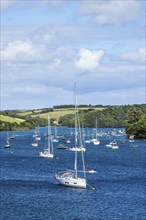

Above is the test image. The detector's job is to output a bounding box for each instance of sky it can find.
[1,0,145,110]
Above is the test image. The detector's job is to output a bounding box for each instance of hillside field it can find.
[0,115,25,124]
[0,107,104,123]
[31,107,104,120]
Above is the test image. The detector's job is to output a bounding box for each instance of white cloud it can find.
[79,0,140,24]
[121,47,146,63]
[1,40,44,62]
[75,48,104,71]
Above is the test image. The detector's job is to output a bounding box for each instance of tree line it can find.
[0,104,145,139]
[58,104,146,139]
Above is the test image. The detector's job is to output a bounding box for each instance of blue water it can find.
[0,127,146,220]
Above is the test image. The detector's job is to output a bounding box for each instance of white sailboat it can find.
[69,146,86,152]
[33,126,41,141]
[35,126,41,141]
[39,115,54,158]
[106,140,119,149]
[5,128,10,148]
[91,118,100,145]
[31,139,38,147]
[55,83,86,189]
[52,126,59,142]
[85,130,91,143]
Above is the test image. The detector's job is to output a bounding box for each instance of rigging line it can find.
[86,182,96,190]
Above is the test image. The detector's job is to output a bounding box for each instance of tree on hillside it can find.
[125,112,146,139]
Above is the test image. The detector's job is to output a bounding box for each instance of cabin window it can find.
[74,183,77,184]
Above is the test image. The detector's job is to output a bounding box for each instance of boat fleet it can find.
[3,84,137,189]
[4,122,136,189]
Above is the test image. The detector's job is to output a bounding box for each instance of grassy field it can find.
[32,107,104,120]
[0,115,25,124]
[32,109,75,120]
[19,109,43,116]
[0,107,105,123]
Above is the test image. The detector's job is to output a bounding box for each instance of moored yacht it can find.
[55,83,87,189]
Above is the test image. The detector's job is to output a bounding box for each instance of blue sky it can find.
[1,0,145,110]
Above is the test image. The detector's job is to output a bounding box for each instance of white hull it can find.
[112,146,119,149]
[5,144,10,148]
[106,144,119,149]
[40,152,54,158]
[93,140,100,145]
[106,141,119,149]
[85,140,90,143]
[55,173,86,189]
[91,139,100,145]
[53,139,59,143]
[106,144,113,148]
[32,142,38,147]
[69,147,86,152]
[39,151,54,158]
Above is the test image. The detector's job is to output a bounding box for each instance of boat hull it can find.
[69,147,86,152]
[91,139,100,145]
[85,140,90,143]
[112,146,119,149]
[93,141,100,145]
[55,175,86,189]
[39,152,54,158]
[32,144,38,147]
[5,144,10,148]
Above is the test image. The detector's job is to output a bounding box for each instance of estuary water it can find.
[0,127,146,220]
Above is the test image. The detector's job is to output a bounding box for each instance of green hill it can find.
[0,115,24,124]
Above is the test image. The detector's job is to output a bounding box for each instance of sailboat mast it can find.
[6,127,9,144]
[74,82,78,178]
[96,118,97,139]
[48,115,51,154]
[50,123,53,155]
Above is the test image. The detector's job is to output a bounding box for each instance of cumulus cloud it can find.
[79,0,140,24]
[75,48,104,71]
[121,47,146,63]
[1,40,44,62]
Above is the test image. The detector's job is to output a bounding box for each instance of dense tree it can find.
[125,112,146,139]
